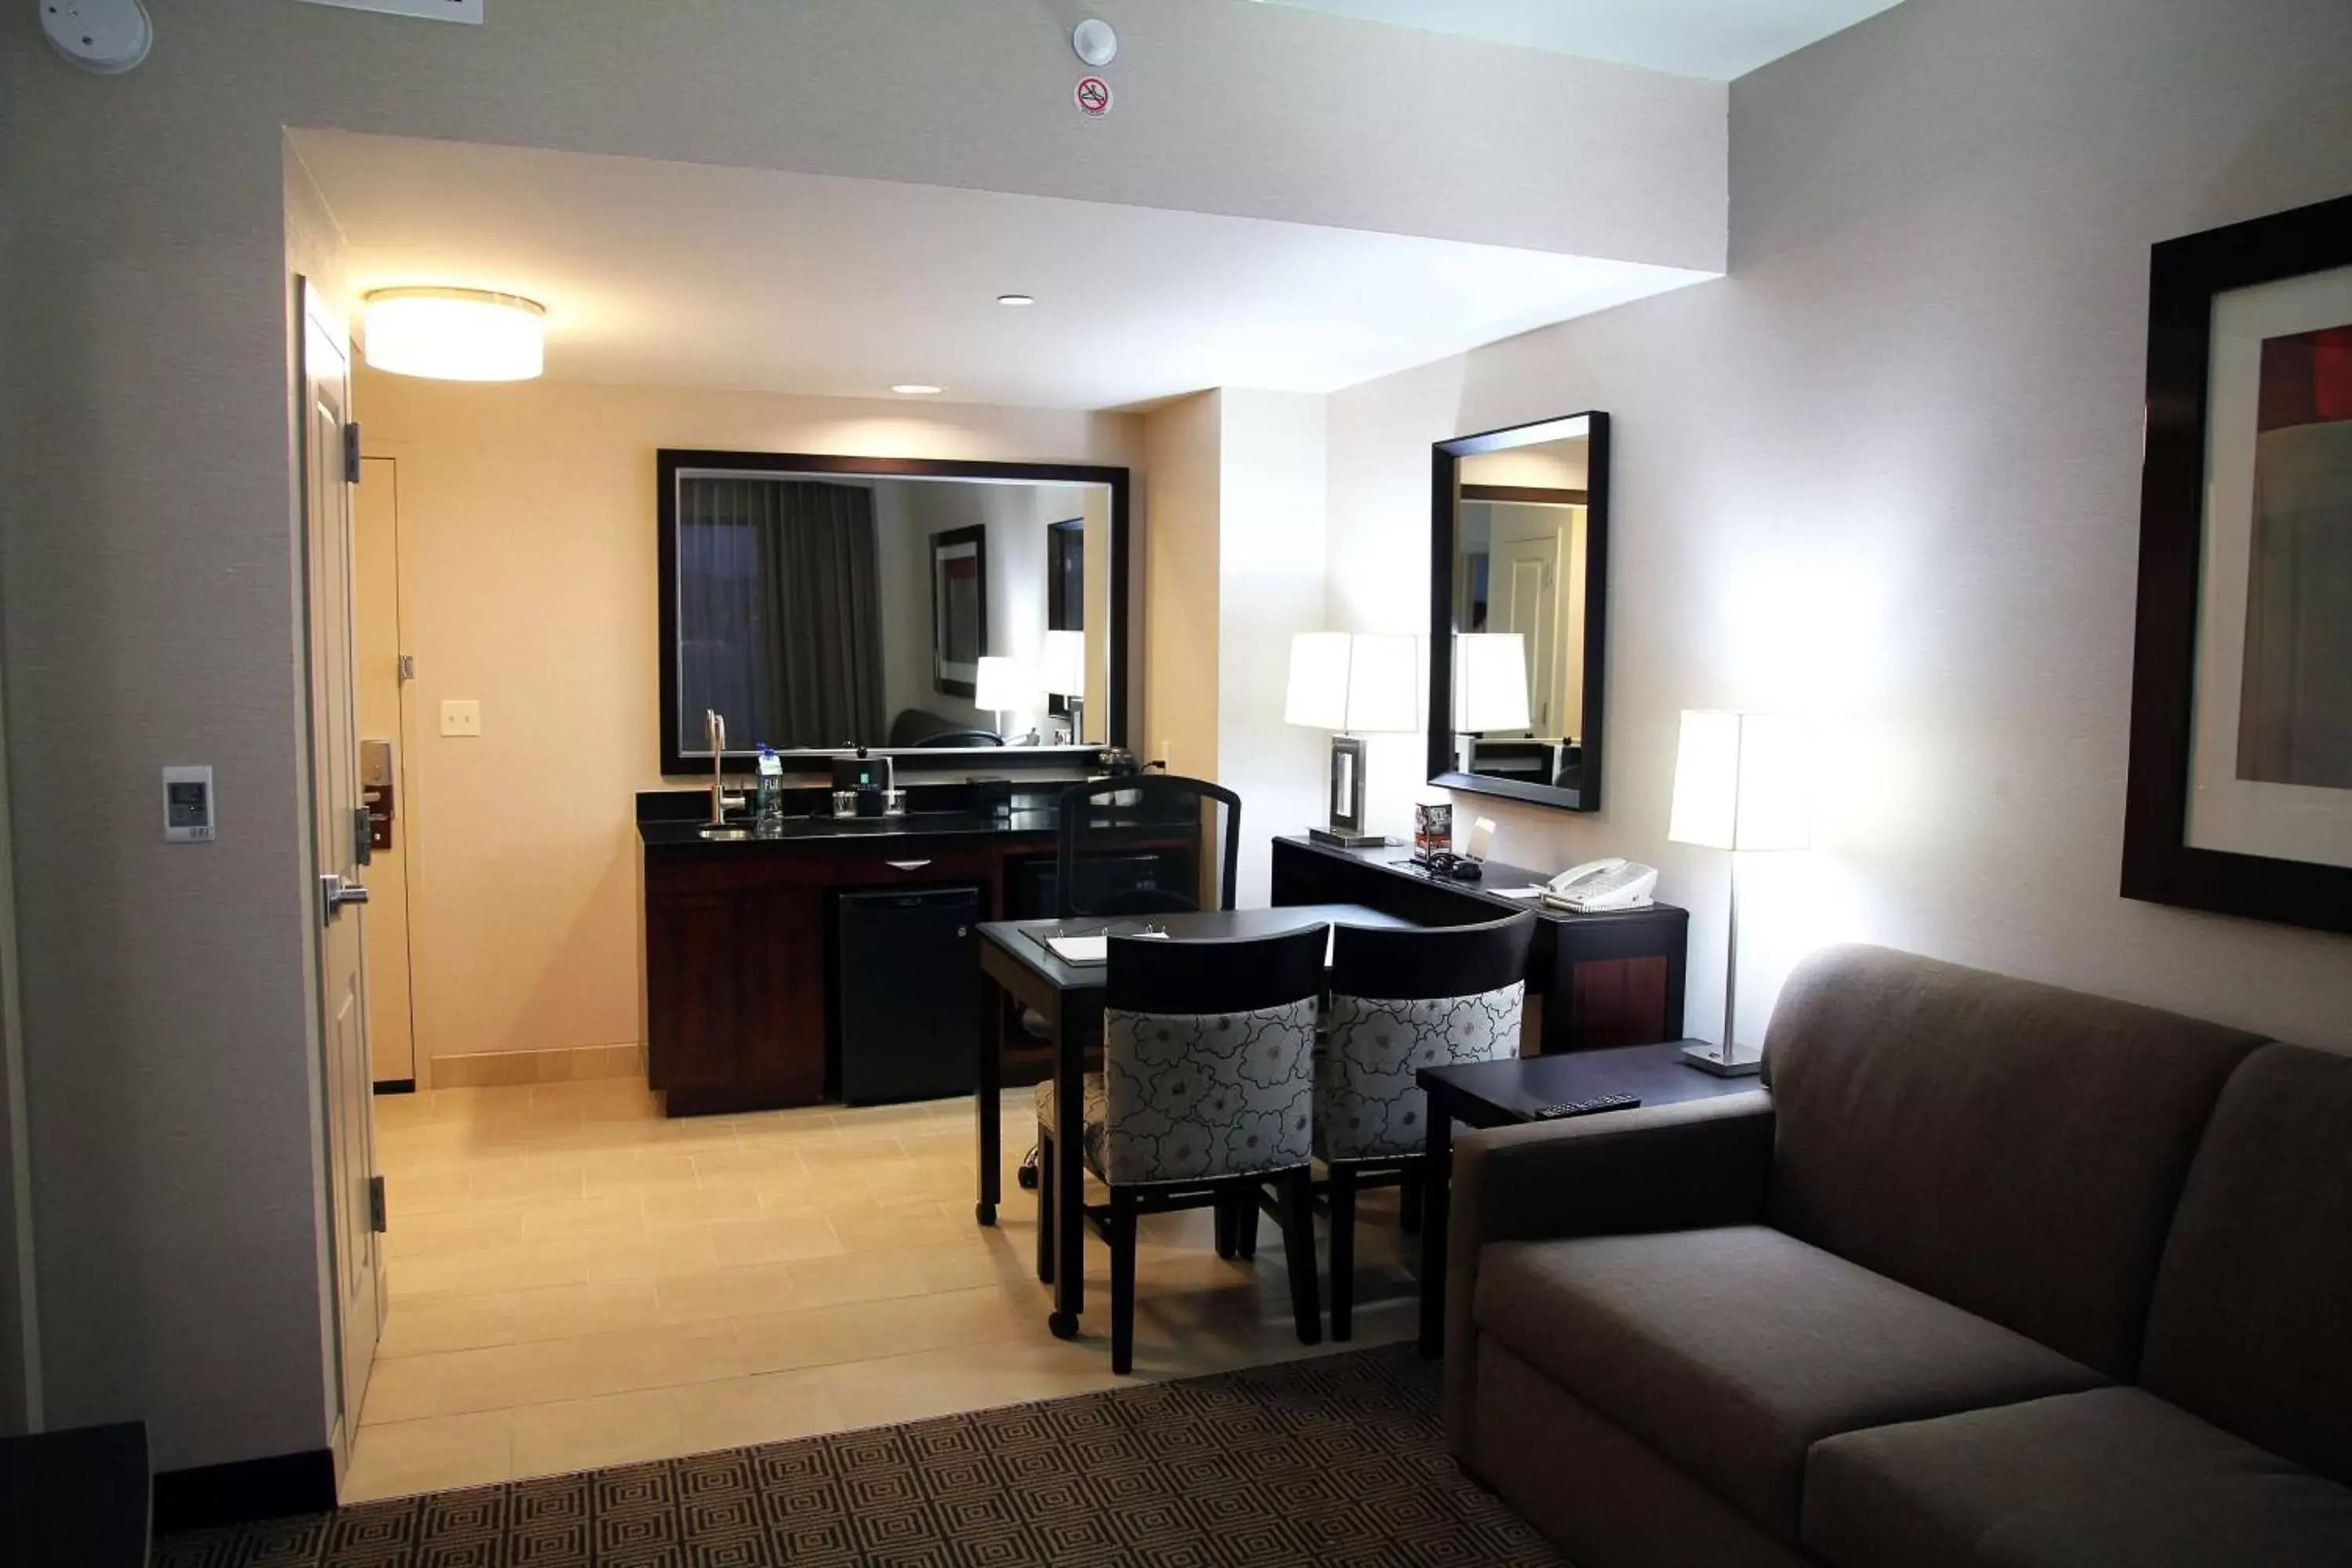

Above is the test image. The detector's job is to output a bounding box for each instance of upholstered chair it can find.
[1034,923,1326,1374]
[1318,912,1535,1338]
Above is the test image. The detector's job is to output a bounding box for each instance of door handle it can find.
[885,859,932,871]
[319,871,372,924]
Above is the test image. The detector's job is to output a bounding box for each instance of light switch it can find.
[439,699,482,738]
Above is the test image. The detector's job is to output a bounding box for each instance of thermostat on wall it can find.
[296,0,483,24]
[162,766,216,844]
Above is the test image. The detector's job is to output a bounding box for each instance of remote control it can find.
[1533,1093,1642,1120]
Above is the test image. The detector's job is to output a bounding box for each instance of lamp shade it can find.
[973,655,1036,713]
[1452,633,1531,734]
[365,287,546,382]
[1667,711,1810,851]
[1038,630,1087,698]
[1284,633,1419,734]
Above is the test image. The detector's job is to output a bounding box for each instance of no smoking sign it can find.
[1074,75,1113,118]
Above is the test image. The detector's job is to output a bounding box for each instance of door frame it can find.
[356,446,426,1092]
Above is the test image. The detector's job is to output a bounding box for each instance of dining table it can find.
[972,902,1417,1339]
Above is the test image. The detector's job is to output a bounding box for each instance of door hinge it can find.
[397,654,416,683]
[368,1174,387,1233]
[344,422,363,484]
[351,805,374,867]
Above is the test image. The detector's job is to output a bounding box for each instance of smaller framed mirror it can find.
[1427,412,1610,812]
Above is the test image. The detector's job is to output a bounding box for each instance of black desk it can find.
[1414,1044,1766,1354]
[974,902,1414,1338]
[1271,836,1690,1054]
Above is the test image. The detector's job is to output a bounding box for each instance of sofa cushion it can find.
[1474,1225,2101,1542]
[2142,1042,2352,1486]
[1762,945,2264,1377]
[1805,1387,2352,1568]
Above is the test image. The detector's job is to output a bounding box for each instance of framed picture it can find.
[2123,190,2352,934]
[930,524,988,699]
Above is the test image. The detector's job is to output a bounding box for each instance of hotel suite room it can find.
[1,0,2350,1564]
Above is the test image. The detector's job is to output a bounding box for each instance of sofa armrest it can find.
[1445,1090,1777,1459]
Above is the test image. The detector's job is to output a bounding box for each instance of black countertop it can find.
[637,808,1062,851]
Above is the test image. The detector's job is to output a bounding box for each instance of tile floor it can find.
[346,1076,1419,1502]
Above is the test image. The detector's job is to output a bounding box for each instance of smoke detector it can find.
[41,0,152,74]
[1072,18,1117,67]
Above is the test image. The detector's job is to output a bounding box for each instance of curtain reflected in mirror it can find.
[677,477,887,750]
[1430,413,1609,812]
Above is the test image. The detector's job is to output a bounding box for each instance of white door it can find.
[355,456,419,1087]
[299,280,383,1461]
[1490,527,1558,735]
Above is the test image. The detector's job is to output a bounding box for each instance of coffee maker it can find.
[830,749,905,818]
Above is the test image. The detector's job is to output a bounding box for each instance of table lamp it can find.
[1285,632,1418,847]
[973,655,1036,742]
[1668,710,1810,1076]
[1451,633,1532,771]
[1039,630,1088,743]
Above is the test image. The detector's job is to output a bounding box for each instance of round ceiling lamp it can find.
[364,288,547,382]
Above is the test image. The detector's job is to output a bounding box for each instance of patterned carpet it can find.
[154,1345,1566,1566]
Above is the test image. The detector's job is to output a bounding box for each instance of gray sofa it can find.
[1446,944,2352,1567]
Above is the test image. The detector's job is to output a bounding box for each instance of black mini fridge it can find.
[836,884,983,1105]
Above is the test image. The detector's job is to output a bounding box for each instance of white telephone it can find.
[1541,857,1659,913]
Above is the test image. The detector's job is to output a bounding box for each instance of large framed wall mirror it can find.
[1428,412,1610,811]
[657,450,1129,775]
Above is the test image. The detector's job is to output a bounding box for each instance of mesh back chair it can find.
[1319,911,1536,1338]
[1055,775,1240,920]
[1033,924,1327,1374]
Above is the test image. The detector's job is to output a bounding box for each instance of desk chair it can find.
[1318,911,1535,1338]
[1016,775,1246,1173]
[1055,773,1241,918]
[1034,924,1325,1374]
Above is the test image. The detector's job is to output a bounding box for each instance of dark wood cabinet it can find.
[641,833,1036,1116]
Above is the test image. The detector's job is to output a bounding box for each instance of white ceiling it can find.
[292,130,1713,412]
[1254,0,1907,80]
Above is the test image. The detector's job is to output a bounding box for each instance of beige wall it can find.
[355,375,1139,1076]
[1142,394,1225,780]
[1327,0,2352,1054]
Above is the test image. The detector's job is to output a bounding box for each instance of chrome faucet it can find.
[706,710,745,825]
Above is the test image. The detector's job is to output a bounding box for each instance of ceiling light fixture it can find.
[996,293,1036,307]
[891,383,945,396]
[364,287,546,382]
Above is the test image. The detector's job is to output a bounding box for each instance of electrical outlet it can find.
[439,699,482,738]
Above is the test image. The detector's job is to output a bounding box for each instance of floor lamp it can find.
[1669,711,1810,1077]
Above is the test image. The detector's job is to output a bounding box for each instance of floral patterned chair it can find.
[1318,912,1536,1338]
[1034,923,1327,1374]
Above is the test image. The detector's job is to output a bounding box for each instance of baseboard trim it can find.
[372,1078,416,1095]
[151,1446,336,1534]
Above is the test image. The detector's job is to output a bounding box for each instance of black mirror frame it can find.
[656,448,1130,777]
[1426,412,1610,814]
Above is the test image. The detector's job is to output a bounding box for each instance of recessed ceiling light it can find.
[891,383,945,396]
[996,293,1036,307]
[365,287,546,382]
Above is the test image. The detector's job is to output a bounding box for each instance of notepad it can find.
[1044,931,1170,966]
